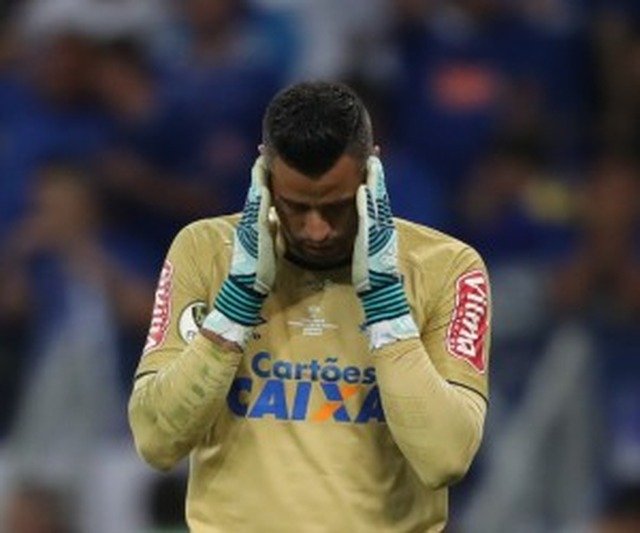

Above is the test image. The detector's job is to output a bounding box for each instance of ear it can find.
[258,144,265,155]
[373,145,381,157]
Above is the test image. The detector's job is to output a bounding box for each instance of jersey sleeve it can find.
[134,221,225,379]
[128,219,244,470]
[421,246,491,401]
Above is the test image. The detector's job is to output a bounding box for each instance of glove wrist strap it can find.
[202,309,253,349]
[366,315,419,350]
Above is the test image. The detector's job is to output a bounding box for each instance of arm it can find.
[129,157,275,470]
[374,339,486,489]
[127,226,243,470]
[128,333,243,470]
[354,157,490,489]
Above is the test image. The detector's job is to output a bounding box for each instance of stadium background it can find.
[0,0,638,531]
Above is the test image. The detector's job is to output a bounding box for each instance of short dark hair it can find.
[262,81,374,177]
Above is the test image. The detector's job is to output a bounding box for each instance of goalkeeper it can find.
[129,82,491,532]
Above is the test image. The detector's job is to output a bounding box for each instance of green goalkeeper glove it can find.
[353,156,419,349]
[202,156,275,348]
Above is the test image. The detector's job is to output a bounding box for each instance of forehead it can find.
[270,155,364,204]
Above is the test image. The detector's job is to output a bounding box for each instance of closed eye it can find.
[277,196,354,213]
[319,198,354,218]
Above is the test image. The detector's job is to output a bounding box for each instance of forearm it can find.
[128,333,242,470]
[374,338,486,489]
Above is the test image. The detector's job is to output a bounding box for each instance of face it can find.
[34,33,95,104]
[95,57,149,117]
[31,172,98,247]
[269,154,365,268]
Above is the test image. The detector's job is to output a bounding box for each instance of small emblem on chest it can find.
[288,305,339,336]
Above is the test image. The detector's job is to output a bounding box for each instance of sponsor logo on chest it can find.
[227,352,385,424]
[287,305,339,336]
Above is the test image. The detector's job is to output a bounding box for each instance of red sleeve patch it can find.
[446,269,489,373]
[143,260,174,355]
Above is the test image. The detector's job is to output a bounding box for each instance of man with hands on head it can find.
[128,82,491,532]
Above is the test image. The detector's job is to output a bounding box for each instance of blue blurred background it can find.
[0,1,638,532]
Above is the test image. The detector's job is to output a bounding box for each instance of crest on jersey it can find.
[179,301,208,343]
[143,260,173,354]
[446,270,489,373]
[288,306,339,336]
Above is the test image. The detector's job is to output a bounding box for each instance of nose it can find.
[302,209,331,243]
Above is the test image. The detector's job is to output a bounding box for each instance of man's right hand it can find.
[202,156,275,348]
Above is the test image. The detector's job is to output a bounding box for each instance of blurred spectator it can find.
[458,135,574,263]
[0,30,109,243]
[388,0,589,223]
[3,481,73,533]
[549,150,640,493]
[0,162,153,463]
[157,0,295,79]
[154,0,296,211]
[550,150,640,322]
[389,0,518,189]
[95,38,214,269]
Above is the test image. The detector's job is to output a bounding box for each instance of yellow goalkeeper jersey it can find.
[134,214,490,532]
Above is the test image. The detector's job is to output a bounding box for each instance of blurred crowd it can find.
[0,0,638,532]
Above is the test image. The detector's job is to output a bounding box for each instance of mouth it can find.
[301,243,337,255]
[285,240,352,269]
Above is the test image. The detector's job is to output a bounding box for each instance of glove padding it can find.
[353,156,419,348]
[227,155,275,296]
[203,156,275,346]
